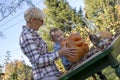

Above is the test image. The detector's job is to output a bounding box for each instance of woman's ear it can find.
[28,18,34,24]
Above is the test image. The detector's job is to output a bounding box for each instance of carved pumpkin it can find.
[61,33,89,63]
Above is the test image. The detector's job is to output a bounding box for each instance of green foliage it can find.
[84,0,120,34]
[3,60,32,80]
[44,0,83,32]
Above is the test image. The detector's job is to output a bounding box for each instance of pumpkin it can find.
[61,33,89,63]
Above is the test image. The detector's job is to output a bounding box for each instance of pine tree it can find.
[44,0,83,32]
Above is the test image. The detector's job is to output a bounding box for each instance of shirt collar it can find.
[55,42,60,45]
[22,26,38,33]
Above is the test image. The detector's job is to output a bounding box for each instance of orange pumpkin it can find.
[61,33,89,63]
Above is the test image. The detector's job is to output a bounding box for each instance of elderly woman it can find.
[19,7,78,80]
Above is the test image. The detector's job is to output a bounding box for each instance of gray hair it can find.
[24,7,45,22]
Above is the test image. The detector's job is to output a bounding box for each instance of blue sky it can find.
[0,0,85,66]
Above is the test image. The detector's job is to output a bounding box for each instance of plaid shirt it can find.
[19,26,62,80]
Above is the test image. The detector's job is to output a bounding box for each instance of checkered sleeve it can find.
[22,32,60,67]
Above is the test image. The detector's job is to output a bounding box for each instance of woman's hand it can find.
[58,42,78,57]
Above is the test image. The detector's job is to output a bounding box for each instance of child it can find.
[49,28,72,71]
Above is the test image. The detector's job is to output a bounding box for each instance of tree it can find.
[0,0,33,38]
[3,60,32,80]
[44,0,83,32]
[84,0,120,34]
[0,0,32,21]
[0,64,3,75]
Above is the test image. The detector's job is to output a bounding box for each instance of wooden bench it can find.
[59,35,120,80]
